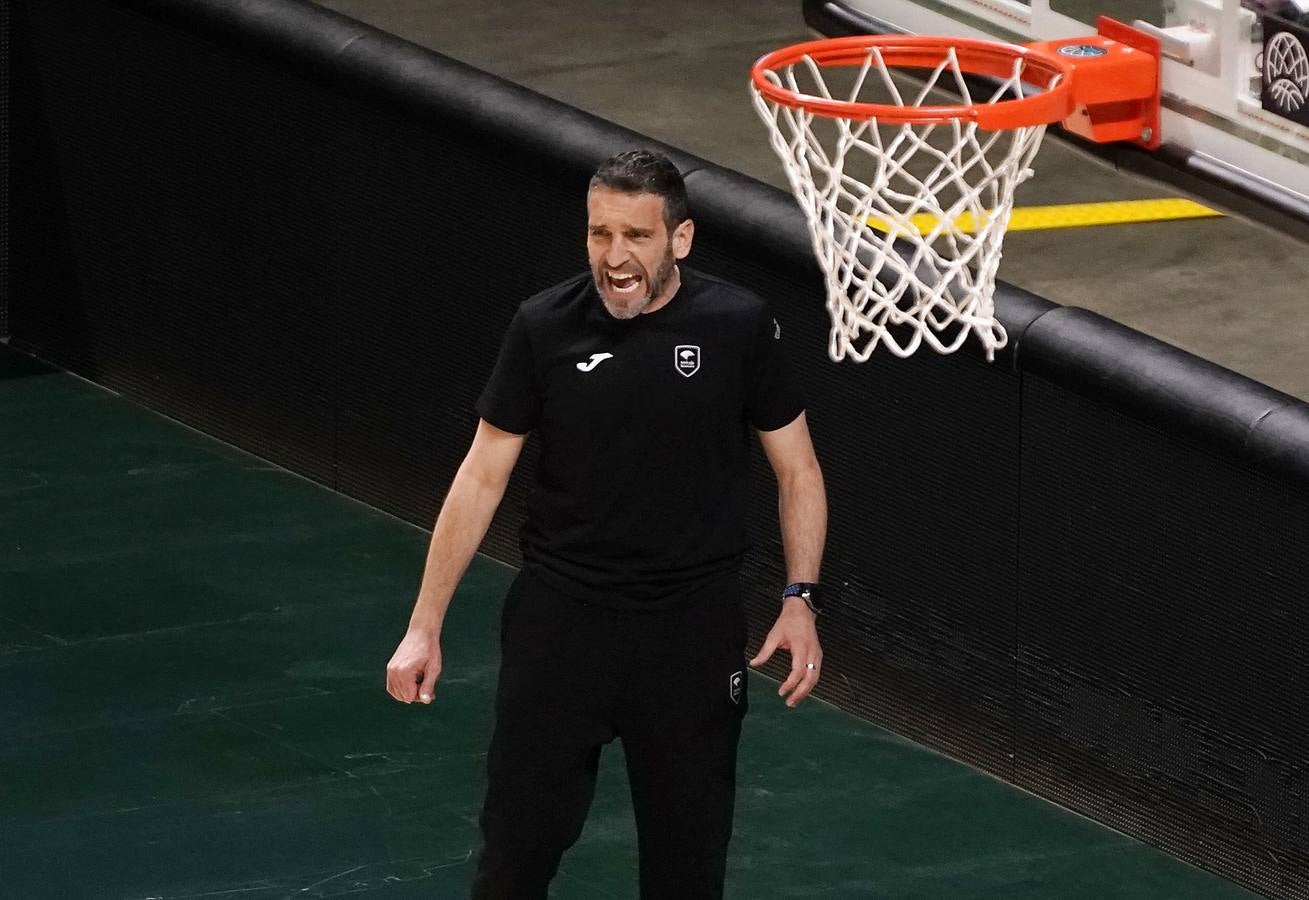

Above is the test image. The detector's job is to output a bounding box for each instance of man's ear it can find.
[672,218,695,260]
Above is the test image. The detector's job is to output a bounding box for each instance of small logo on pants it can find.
[729,671,743,705]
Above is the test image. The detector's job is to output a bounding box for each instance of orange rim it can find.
[752,34,1077,129]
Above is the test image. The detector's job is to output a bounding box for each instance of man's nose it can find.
[604,237,629,266]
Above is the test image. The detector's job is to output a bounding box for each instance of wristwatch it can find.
[782,582,823,615]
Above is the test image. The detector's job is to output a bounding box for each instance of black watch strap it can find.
[781,582,823,614]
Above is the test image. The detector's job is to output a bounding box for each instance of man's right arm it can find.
[386,418,525,704]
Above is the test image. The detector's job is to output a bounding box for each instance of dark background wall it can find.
[1,0,11,339]
[9,0,1309,895]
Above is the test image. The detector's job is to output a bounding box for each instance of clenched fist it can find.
[386,627,442,704]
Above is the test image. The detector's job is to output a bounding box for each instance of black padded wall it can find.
[12,0,339,483]
[2,0,15,338]
[1017,376,1309,897]
[11,0,1309,895]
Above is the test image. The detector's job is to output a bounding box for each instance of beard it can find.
[592,243,677,320]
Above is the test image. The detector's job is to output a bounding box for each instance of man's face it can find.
[587,187,693,320]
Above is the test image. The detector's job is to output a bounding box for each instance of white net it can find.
[753,45,1058,362]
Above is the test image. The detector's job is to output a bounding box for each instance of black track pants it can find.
[470,566,750,899]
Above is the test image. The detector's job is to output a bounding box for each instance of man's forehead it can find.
[586,187,665,224]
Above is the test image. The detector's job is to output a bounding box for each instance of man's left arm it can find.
[748,411,828,708]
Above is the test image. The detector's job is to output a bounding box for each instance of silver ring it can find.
[805,662,816,670]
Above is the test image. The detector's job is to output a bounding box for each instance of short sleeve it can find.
[746,306,806,431]
[475,308,541,435]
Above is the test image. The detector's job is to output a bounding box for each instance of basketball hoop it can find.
[751,18,1160,362]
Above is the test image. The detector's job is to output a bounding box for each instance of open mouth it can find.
[605,269,643,295]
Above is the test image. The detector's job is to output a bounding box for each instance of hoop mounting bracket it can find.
[1026,16,1162,149]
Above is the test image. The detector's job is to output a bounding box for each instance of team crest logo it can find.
[675,345,701,377]
[729,671,743,705]
[1265,28,1309,118]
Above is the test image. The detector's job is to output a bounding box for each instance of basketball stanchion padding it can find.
[751,17,1160,362]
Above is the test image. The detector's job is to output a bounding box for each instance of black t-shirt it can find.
[475,266,805,608]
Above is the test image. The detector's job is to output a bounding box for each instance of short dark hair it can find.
[589,149,689,231]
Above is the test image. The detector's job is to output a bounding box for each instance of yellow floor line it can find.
[868,198,1223,235]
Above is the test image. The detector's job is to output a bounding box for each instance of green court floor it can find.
[1,344,1256,898]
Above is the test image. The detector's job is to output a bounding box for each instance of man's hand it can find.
[386,627,442,704]
[386,419,524,706]
[748,598,822,708]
